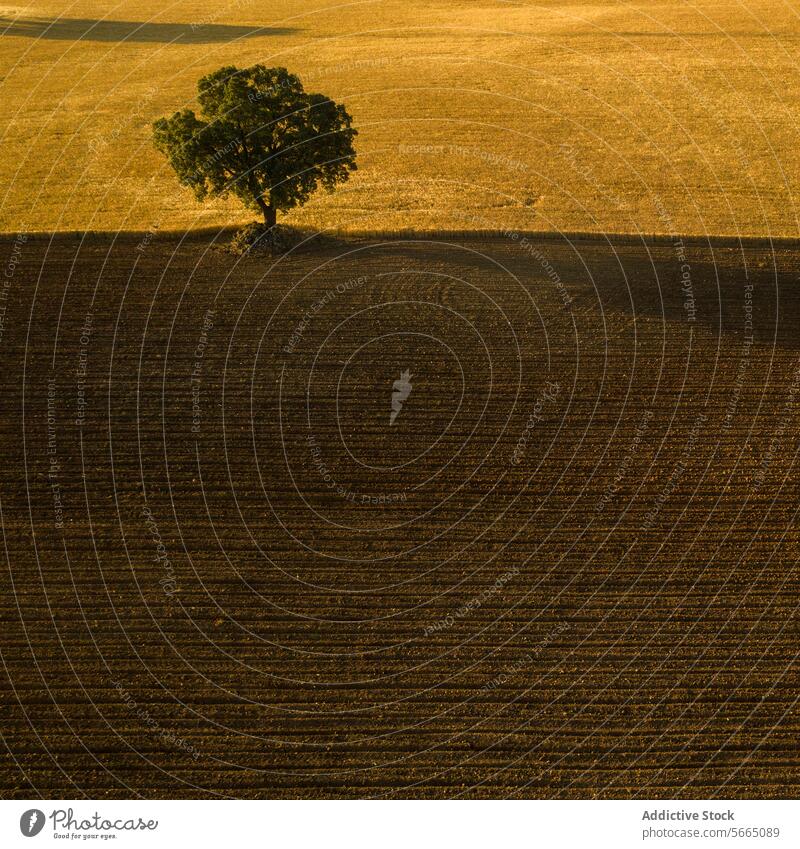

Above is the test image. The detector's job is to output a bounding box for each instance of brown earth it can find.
[0,230,799,798]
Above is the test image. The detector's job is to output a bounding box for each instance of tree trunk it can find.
[255,196,277,228]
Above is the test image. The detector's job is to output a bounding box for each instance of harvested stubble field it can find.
[0,230,799,798]
[3,0,800,236]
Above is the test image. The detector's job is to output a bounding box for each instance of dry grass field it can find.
[0,230,799,797]
[2,0,800,235]
[2,0,800,803]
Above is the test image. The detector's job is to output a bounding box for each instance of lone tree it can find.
[153,65,357,228]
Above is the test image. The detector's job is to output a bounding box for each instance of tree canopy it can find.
[153,65,357,227]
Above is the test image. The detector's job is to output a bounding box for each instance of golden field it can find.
[2,0,800,235]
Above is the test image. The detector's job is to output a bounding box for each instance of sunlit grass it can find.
[1,0,799,235]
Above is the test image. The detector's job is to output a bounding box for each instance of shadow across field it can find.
[6,228,799,352]
[305,229,800,350]
[0,17,297,43]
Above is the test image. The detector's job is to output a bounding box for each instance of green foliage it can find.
[152,65,357,225]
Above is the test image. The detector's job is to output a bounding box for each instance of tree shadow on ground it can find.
[0,17,297,44]
[286,230,800,351]
[4,229,798,349]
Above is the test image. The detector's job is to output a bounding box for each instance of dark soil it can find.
[0,231,798,798]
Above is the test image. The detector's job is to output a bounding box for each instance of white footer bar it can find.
[2,800,797,848]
